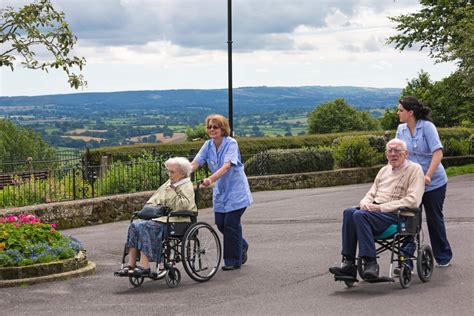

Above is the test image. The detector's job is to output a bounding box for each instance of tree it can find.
[1,0,86,89]
[400,70,433,101]
[379,107,399,130]
[399,69,472,127]
[186,125,208,141]
[0,119,55,167]
[387,0,473,100]
[308,98,379,134]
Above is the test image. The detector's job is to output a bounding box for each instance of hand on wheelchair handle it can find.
[202,178,212,187]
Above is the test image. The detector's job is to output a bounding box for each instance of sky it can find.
[0,0,457,97]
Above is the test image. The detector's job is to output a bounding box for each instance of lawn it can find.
[446,164,474,177]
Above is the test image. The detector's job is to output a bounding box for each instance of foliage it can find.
[445,164,474,177]
[0,119,55,168]
[245,147,334,176]
[387,0,474,112]
[94,153,167,196]
[426,71,473,127]
[0,0,86,89]
[88,130,386,164]
[333,136,382,168]
[443,138,470,156]
[308,98,380,134]
[0,214,82,267]
[399,70,473,127]
[186,125,209,142]
[380,107,399,130]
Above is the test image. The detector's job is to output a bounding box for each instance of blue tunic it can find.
[396,120,448,192]
[194,136,253,213]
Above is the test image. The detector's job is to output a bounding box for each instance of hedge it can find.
[86,128,472,165]
[87,131,385,164]
[245,148,334,176]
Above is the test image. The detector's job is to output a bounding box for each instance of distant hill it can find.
[0,86,401,113]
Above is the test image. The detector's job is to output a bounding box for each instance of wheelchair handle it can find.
[398,207,420,215]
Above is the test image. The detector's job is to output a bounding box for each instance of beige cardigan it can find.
[146,178,197,223]
[359,161,425,214]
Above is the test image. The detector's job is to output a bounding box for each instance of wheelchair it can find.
[114,182,222,288]
[334,207,435,289]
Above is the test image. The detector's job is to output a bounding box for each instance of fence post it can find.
[26,157,33,172]
[73,167,76,200]
[100,155,109,177]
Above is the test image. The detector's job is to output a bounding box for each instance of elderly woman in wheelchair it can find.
[329,139,435,288]
[114,157,221,288]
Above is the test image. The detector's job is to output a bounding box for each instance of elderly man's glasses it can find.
[385,148,404,154]
[207,125,220,130]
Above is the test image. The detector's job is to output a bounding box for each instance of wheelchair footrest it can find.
[364,276,395,283]
[114,271,129,277]
[334,275,359,283]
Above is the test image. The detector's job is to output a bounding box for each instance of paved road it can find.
[1,174,473,315]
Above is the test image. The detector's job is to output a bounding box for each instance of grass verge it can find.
[446,164,474,177]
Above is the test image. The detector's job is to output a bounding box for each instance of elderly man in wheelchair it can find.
[329,139,434,288]
[114,157,221,288]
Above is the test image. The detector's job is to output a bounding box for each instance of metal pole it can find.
[227,0,233,135]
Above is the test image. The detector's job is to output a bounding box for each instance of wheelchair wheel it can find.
[417,244,434,282]
[344,280,355,288]
[129,276,144,287]
[399,264,412,289]
[181,222,222,282]
[165,268,181,288]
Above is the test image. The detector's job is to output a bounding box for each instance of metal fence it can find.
[0,158,209,208]
[0,149,82,173]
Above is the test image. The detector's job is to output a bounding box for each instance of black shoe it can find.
[222,265,241,271]
[329,262,356,278]
[242,245,249,265]
[132,266,151,276]
[363,262,379,280]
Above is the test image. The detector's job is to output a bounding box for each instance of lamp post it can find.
[227,0,233,135]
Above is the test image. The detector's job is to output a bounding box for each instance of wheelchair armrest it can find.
[168,210,197,217]
[398,207,420,215]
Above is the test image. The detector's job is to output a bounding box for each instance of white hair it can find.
[386,139,407,151]
[164,157,192,177]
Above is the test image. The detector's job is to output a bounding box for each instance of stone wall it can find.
[1,156,472,230]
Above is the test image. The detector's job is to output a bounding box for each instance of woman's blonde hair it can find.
[205,114,230,137]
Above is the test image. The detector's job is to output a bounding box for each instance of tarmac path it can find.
[1,174,473,315]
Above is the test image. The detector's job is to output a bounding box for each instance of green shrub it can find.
[245,147,334,176]
[333,137,381,168]
[88,131,386,164]
[443,138,470,156]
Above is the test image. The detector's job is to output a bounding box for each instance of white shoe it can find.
[436,262,451,268]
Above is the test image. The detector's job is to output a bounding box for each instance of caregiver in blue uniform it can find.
[396,96,452,267]
[191,114,253,271]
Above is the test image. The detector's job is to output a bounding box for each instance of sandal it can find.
[132,266,151,277]
[116,265,134,275]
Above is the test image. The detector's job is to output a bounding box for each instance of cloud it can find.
[0,0,416,51]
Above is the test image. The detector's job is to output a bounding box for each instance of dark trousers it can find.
[402,184,452,264]
[341,208,399,259]
[215,207,248,266]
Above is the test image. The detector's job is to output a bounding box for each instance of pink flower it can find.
[50,223,57,228]
[50,228,56,233]
[6,216,18,223]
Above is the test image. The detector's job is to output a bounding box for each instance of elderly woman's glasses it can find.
[207,125,220,130]
[385,148,404,154]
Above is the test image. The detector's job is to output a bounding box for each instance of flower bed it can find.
[0,214,82,268]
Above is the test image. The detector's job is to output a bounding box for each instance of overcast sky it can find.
[0,0,456,97]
